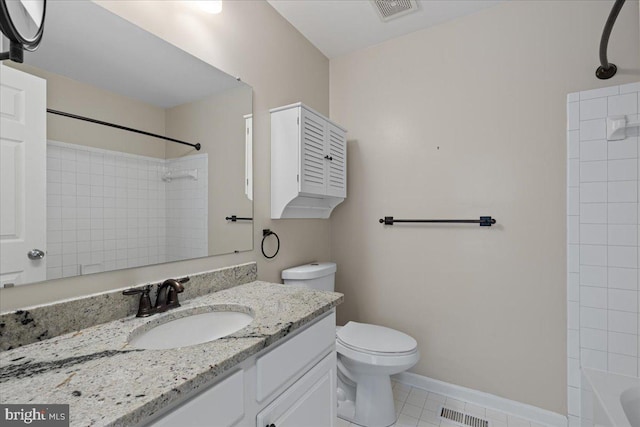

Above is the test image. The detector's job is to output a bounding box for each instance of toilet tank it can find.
[281,262,337,291]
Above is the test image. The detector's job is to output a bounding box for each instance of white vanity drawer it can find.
[256,311,335,402]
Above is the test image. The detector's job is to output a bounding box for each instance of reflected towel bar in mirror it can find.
[225,215,253,222]
[47,109,201,151]
[379,216,496,226]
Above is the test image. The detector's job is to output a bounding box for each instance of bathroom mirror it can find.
[0,1,253,287]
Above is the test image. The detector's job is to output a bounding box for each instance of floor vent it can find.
[439,406,490,427]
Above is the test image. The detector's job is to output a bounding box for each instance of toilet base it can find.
[336,373,397,427]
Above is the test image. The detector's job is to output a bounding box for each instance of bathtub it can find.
[581,368,640,427]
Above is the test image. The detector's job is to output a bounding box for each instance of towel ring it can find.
[261,229,280,259]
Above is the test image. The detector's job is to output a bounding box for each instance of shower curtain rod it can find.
[596,0,626,80]
[46,109,201,151]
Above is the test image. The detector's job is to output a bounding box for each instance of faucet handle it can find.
[167,278,186,307]
[123,285,154,317]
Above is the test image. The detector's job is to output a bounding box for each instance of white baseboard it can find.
[393,372,568,427]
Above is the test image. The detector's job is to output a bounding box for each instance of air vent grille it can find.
[439,406,490,427]
[371,0,419,22]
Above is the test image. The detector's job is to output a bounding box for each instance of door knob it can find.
[27,249,45,260]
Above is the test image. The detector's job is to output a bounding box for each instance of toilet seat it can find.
[336,322,419,367]
[337,321,417,354]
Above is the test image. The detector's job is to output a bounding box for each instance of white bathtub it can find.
[582,368,640,427]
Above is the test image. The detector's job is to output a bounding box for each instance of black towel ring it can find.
[261,229,280,259]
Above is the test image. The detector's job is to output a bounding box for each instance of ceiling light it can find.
[197,0,222,14]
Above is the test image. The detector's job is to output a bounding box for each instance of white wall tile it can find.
[608,246,637,268]
[581,287,607,309]
[568,85,640,408]
[580,349,607,370]
[608,289,638,312]
[580,86,619,100]
[608,93,638,117]
[580,245,607,266]
[579,224,606,245]
[568,188,580,215]
[608,267,638,290]
[580,161,606,182]
[608,225,638,246]
[581,140,607,161]
[608,310,638,334]
[568,92,580,103]
[619,82,640,94]
[580,98,607,121]
[568,273,580,302]
[569,159,580,186]
[580,203,606,223]
[580,183,607,203]
[580,266,607,287]
[608,181,637,203]
[608,203,637,224]
[568,386,581,416]
[568,130,580,159]
[568,329,580,359]
[581,307,607,330]
[608,331,638,356]
[580,119,606,141]
[580,327,607,350]
[608,159,637,181]
[568,301,580,330]
[608,353,638,376]
[568,217,579,244]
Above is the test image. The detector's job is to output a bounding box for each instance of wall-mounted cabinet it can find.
[270,103,347,219]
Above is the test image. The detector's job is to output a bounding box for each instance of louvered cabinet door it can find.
[326,123,346,198]
[299,108,328,195]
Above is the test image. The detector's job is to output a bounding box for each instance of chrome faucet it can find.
[154,277,188,312]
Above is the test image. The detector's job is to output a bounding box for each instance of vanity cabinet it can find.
[270,103,347,219]
[144,311,336,427]
[256,353,336,427]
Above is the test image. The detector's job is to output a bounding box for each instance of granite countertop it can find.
[0,281,343,426]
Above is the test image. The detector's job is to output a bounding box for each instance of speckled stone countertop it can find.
[0,281,343,426]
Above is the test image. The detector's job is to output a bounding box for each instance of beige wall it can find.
[0,0,330,311]
[330,0,639,415]
[165,85,253,255]
[8,63,166,158]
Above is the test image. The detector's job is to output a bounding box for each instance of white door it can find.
[0,64,47,286]
[256,352,336,427]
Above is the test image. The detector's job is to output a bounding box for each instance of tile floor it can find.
[335,381,550,427]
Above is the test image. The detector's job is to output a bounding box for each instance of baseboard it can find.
[392,372,568,427]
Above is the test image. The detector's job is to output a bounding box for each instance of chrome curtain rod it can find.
[596,0,626,80]
[379,216,496,227]
[46,109,201,151]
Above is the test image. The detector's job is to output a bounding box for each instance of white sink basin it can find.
[128,306,254,350]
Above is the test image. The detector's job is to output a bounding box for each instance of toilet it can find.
[282,262,419,427]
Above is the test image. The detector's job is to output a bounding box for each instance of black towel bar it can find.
[225,215,253,222]
[379,216,496,226]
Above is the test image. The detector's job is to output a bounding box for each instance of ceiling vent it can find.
[371,0,419,22]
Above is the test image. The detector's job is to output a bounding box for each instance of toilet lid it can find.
[336,321,417,354]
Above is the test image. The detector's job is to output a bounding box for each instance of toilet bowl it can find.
[336,322,419,427]
[281,262,420,427]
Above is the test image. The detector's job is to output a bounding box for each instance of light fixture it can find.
[197,0,222,14]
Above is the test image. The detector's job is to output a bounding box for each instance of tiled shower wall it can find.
[566,82,640,422]
[165,154,208,262]
[46,141,207,280]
